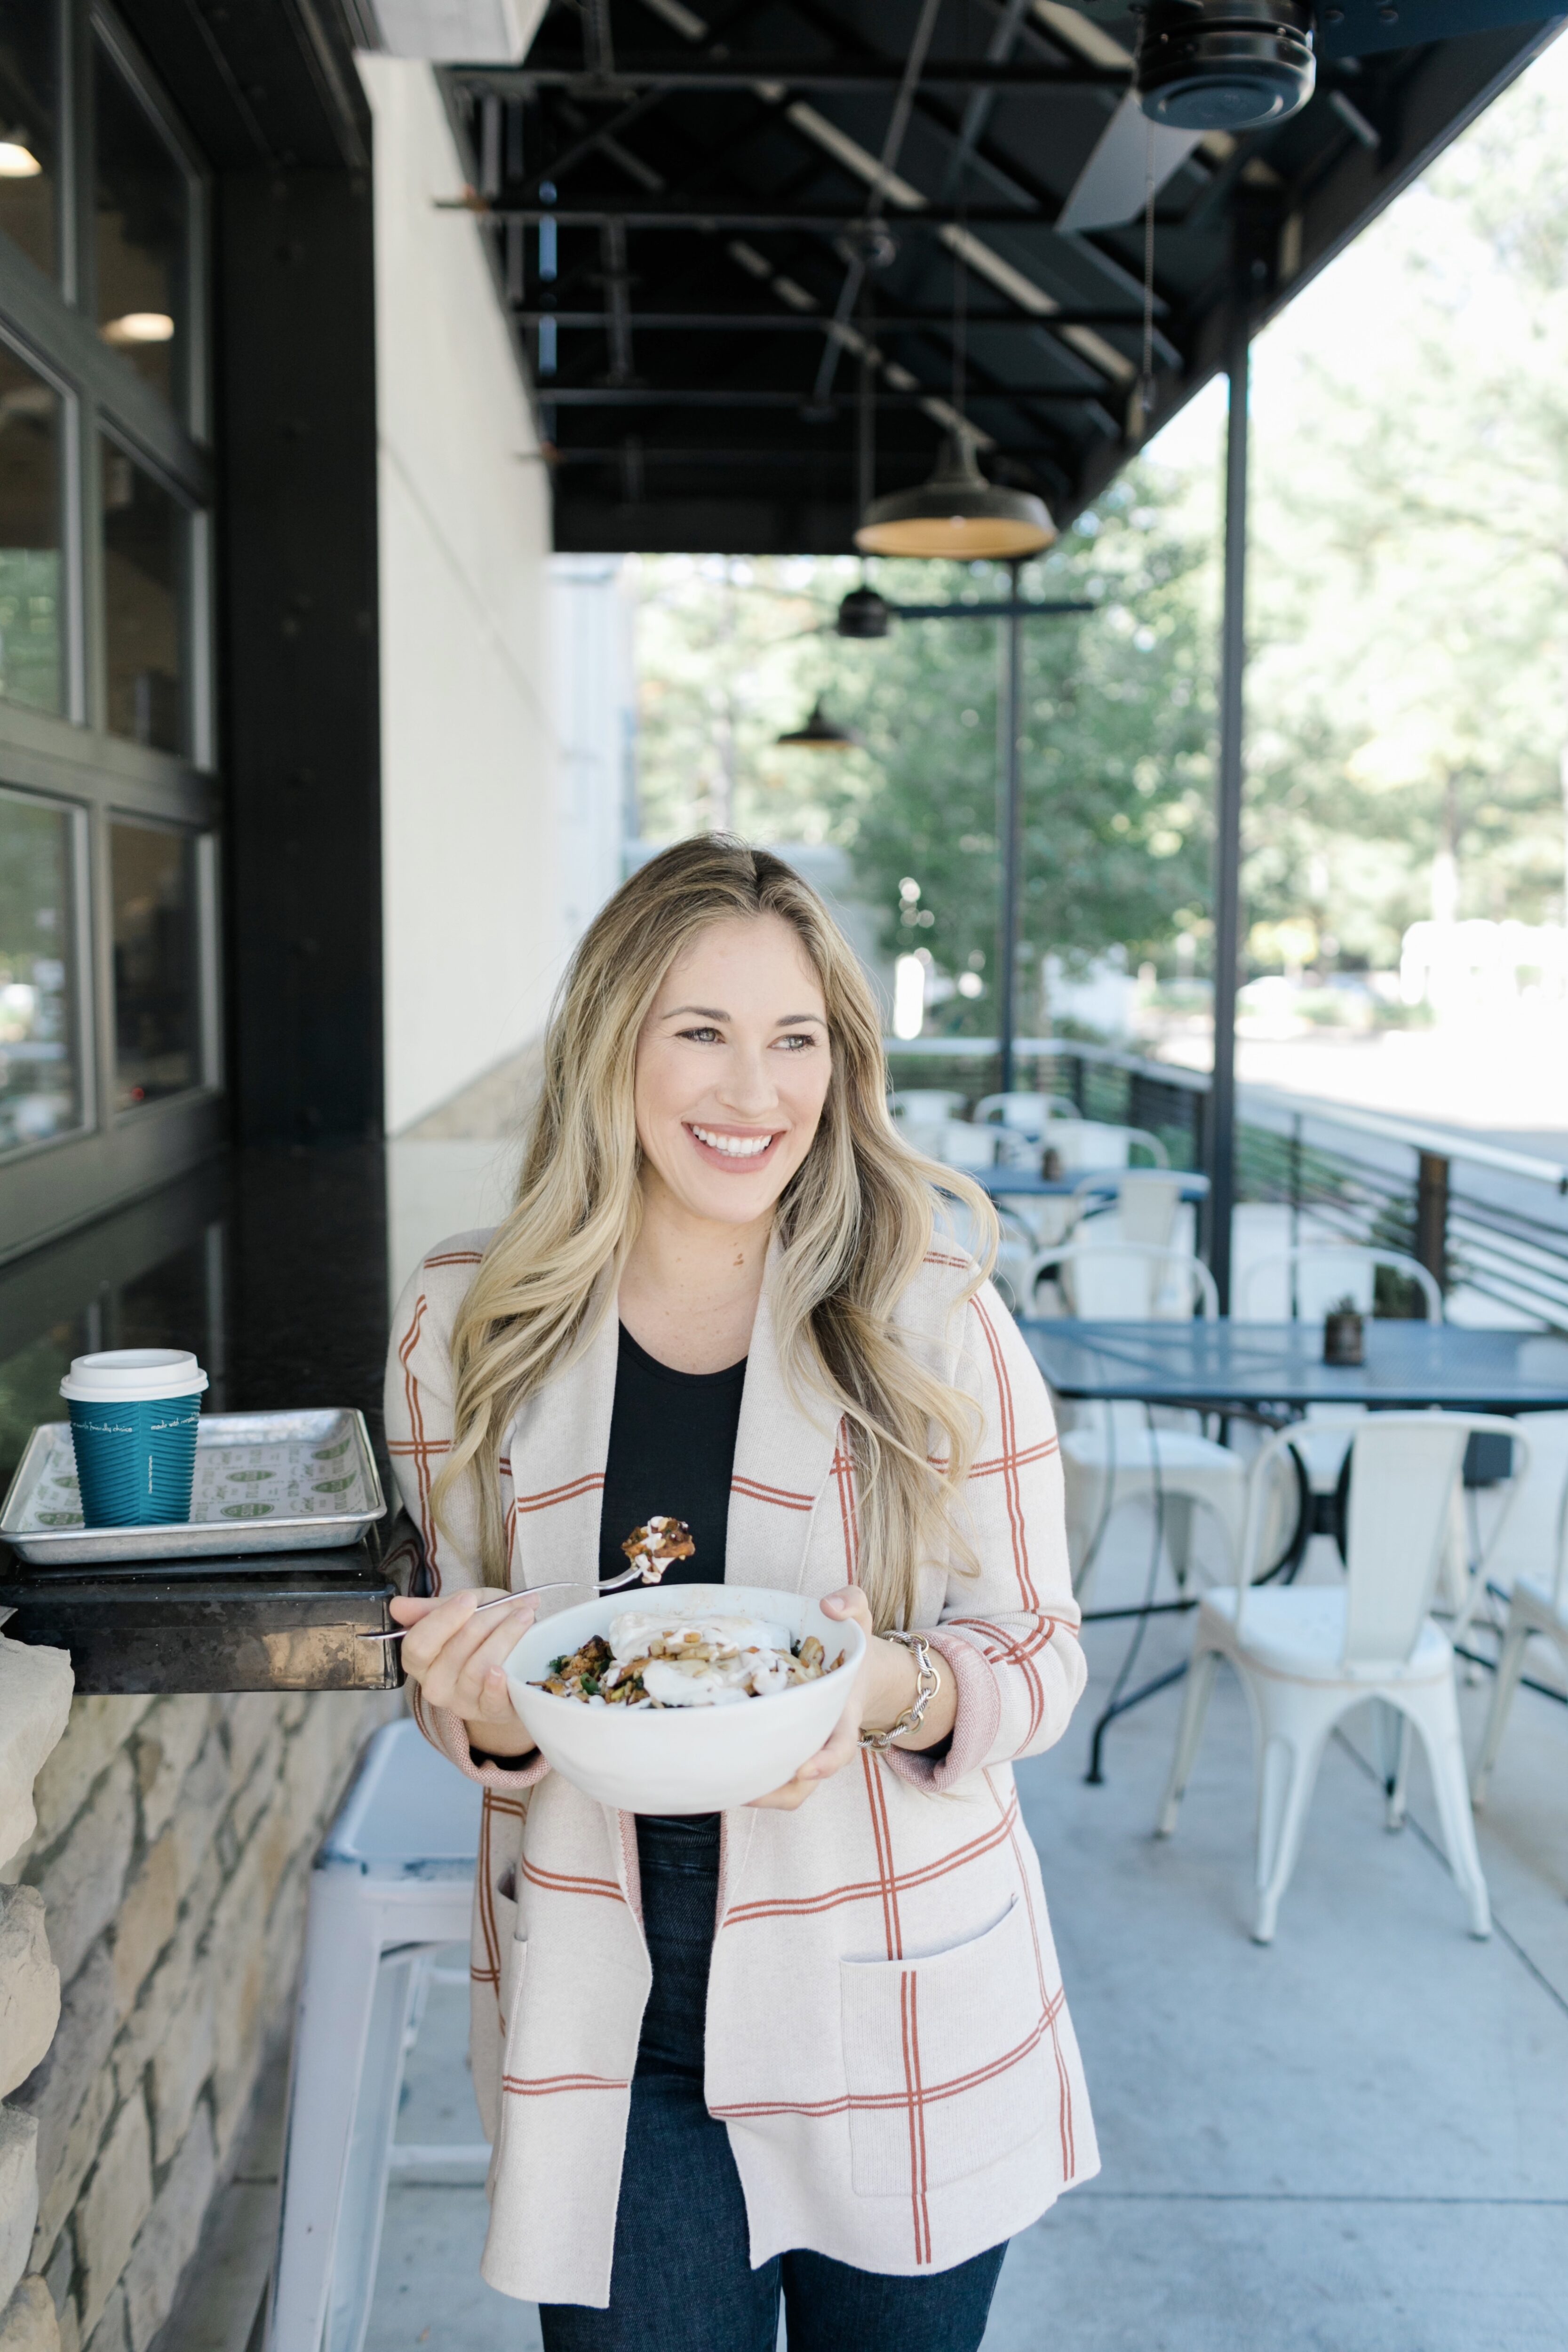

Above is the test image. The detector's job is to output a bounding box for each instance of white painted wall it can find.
[360,54,561,1135]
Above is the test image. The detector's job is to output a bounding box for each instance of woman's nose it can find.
[716,1051,779,1113]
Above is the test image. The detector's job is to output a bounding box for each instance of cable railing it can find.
[885,1033,1568,1330]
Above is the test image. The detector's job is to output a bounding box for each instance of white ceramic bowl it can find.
[501,1583,865,1814]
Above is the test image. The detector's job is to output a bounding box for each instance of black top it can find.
[598,1325,746,1589]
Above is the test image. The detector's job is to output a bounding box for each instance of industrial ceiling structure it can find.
[438,0,1561,552]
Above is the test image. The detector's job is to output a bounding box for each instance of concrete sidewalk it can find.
[365,1533,1568,2352]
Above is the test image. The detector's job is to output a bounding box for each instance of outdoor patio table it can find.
[977,1169,1212,1203]
[1020,1317,1568,1417]
[1018,1316,1568,1779]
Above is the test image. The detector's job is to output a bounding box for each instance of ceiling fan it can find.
[1053,0,1560,232]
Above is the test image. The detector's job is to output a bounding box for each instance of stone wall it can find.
[0,1639,396,2352]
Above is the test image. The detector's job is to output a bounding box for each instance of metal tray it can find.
[0,1409,387,1566]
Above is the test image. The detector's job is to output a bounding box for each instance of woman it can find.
[385,837,1095,2351]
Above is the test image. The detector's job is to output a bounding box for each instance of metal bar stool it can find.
[267,1719,482,2352]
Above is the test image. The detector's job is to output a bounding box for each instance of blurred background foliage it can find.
[632,48,1568,1022]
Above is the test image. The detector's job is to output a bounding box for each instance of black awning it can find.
[441,0,1560,551]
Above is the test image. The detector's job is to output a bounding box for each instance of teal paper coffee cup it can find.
[59,1350,209,1527]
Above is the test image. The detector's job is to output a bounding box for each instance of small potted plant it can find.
[1322,1294,1365,1367]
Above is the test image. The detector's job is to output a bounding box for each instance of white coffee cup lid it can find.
[60,1349,209,1404]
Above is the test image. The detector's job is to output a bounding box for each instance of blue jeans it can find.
[537,1816,1008,2352]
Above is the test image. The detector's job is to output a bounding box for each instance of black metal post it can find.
[1208,310,1250,1311]
[997,558,1024,1097]
[1416,1151,1450,1295]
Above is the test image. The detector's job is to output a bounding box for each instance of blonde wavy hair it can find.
[431,835,998,1630]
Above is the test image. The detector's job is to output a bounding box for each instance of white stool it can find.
[267,1719,482,2352]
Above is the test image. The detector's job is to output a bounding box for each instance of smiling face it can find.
[633,913,832,1229]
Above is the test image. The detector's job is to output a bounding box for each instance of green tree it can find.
[822,467,1216,1030]
[1242,45,1568,959]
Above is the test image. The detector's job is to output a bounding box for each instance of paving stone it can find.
[0,1649,73,1874]
[78,2285,123,2352]
[108,1923,197,2122]
[0,2110,39,2312]
[108,1840,177,2028]
[218,1700,281,1788]
[148,1977,213,2169]
[28,2071,110,2275]
[24,1766,133,1993]
[130,1704,213,1849]
[166,1738,230,1925]
[0,2279,59,2352]
[75,2104,150,2343]
[27,1708,151,1861]
[39,2237,68,2328]
[120,2108,215,2352]
[0,1893,57,2102]
[13,1946,114,2208]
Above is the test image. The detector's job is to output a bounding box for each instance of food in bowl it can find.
[621,1515,695,1579]
[502,1583,868,1813]
[537,1610,845,1709]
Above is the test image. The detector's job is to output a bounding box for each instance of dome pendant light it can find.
[776,697,856,749]
[836,583,891,638]
[854,430,1056,560]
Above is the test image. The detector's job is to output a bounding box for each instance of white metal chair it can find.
[1237,1243,1443,1326]
[1033,1242,1249,1598]
[1156,1414,1526,1944]
[268,1719,483,2352]
[890,1089,966,1136]
[1236,1244,1449,1565]
[1472,1466,1568,1807]
[937,1118,997,1173]
[974,1091,1077,1136]
[1047,1118,1170,1172]
[991,1207,1045,1317]
[1073,1168,1185,1250]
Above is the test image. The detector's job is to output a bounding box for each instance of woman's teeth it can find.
[690,1125,775,1159]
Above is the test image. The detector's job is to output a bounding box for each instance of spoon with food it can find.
[358,1516,694,1643]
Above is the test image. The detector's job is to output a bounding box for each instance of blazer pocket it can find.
[839,1898,1052,2197]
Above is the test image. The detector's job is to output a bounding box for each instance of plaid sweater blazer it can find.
[385,1231,1097,2306]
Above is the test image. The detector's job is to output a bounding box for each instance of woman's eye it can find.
[774,1033,818,1052]
[677,1025,723,1044]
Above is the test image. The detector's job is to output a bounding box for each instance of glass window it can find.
[102,438,183,751]
[0,5,59,280]
[0,787,80,1150]
[0,342,61,715]
[111,817,198,1109]
[94,34,187,411]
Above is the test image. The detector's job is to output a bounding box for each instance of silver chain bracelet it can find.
[859,1629,941,1750]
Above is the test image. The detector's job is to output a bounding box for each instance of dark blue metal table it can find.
[1019,1318,1568,1415]
[1018,1316,1568,1780]
[979,1169,1211,1203]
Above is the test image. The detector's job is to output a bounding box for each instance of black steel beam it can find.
[545,445,1082,464]
[516,308,1159,327]
[219,166,382,1144]
[460,60,1128,91]
[539,386,1112,405]
[1207,306,1248,1313]
[471,204,1100,226]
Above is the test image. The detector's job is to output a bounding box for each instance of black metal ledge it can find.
[0,1146,422,1695]
[0,1526,411,1695]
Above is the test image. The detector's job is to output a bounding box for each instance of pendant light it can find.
[775,697,856,749]
[855,431,1055,559]
[836,584,891,637]
[855,175,1055,561]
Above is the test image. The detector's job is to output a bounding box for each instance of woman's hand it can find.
[390,1589,539,1758]
[747,1588,928,1812]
